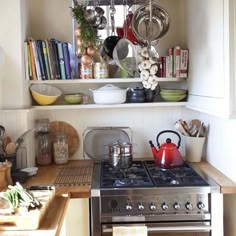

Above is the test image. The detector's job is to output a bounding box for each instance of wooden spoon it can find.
[2,136,12,151]
[5,142,16,155]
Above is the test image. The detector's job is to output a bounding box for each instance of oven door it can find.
[101,222,211,236]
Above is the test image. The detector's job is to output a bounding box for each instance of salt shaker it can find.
[53,133,69,164]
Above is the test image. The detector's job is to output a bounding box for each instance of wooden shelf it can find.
[30,102,187,110]
[28,77,187,110]
[28,77,186,84]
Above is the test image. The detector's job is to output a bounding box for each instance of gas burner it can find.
[114,178,134,186]
[100,161,154,188]
[144,160,209,187]
[100,160,209,188]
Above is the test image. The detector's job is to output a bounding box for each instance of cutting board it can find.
[0,189,55,230]
[50,121,80,157]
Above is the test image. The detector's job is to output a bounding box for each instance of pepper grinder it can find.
[0,164,8,191]
[3,160,13,185]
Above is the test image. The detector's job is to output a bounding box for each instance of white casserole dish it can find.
[89,84,127,104]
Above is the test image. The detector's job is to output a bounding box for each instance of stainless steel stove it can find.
[90,160,223,236]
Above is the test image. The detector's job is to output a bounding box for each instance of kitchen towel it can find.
[113,226,147,236]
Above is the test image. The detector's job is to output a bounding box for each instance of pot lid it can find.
[110,140,132,147]
[83,127,132,160]
[96,84,123,91]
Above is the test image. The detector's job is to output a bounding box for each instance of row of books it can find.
[159,46,189,78]
[24,38,74,80]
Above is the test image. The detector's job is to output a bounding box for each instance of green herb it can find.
[0,182,41,212]
[71,4,99,50]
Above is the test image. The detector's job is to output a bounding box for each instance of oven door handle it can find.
[102,225,211,233]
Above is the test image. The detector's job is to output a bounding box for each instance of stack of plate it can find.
[160,88,188,102]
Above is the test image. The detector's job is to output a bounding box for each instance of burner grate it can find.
[144,160,209,187]
[100,161,154,188]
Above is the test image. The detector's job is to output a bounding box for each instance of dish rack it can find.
[82,126,132,161]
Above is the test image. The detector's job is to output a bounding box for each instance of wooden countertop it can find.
[0,160,93,236]
[1,159,236,236]
[24,160,93,198]
[191,161,236,194]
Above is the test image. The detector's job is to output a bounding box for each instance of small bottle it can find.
[53,133,68,164]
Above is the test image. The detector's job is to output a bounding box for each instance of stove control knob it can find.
[197,201,205,210]
[138,203,145,211]
[185,202,193,210]
[173,202,181,210]
[149,203,157,211]
[109,199,118,209]
[126,204,132,211]
[161,202,168,210]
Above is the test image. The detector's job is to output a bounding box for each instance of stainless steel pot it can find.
[108,140,132,155]
[109,153,133,169]
[108,140,133,169]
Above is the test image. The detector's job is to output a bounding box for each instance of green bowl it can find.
[160,93,187,102]
[160,89,187,95]
[64,93,83,104]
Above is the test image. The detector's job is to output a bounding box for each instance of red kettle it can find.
[149,130,184,168]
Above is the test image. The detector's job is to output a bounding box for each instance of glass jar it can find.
[53,133,69,164]
[36,133,52,165]
[36,118,50,133]
[93,62,108,79]
[79,63,93,79]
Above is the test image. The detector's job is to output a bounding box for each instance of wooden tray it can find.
[0,189,55,230]
[50,121,80,157]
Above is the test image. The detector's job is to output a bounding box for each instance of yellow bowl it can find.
[30,84,62,105]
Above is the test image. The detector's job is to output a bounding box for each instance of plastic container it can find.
[53,133,69,164]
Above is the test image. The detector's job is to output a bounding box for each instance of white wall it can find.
[33,106,185,160]
[0,0,26,109]
[184,108,236,236]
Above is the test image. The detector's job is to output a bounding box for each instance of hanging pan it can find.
[131,3,170,45]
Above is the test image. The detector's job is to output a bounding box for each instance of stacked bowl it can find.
[160,88,188,102]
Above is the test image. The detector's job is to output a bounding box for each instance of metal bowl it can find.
[131,4,170,45]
